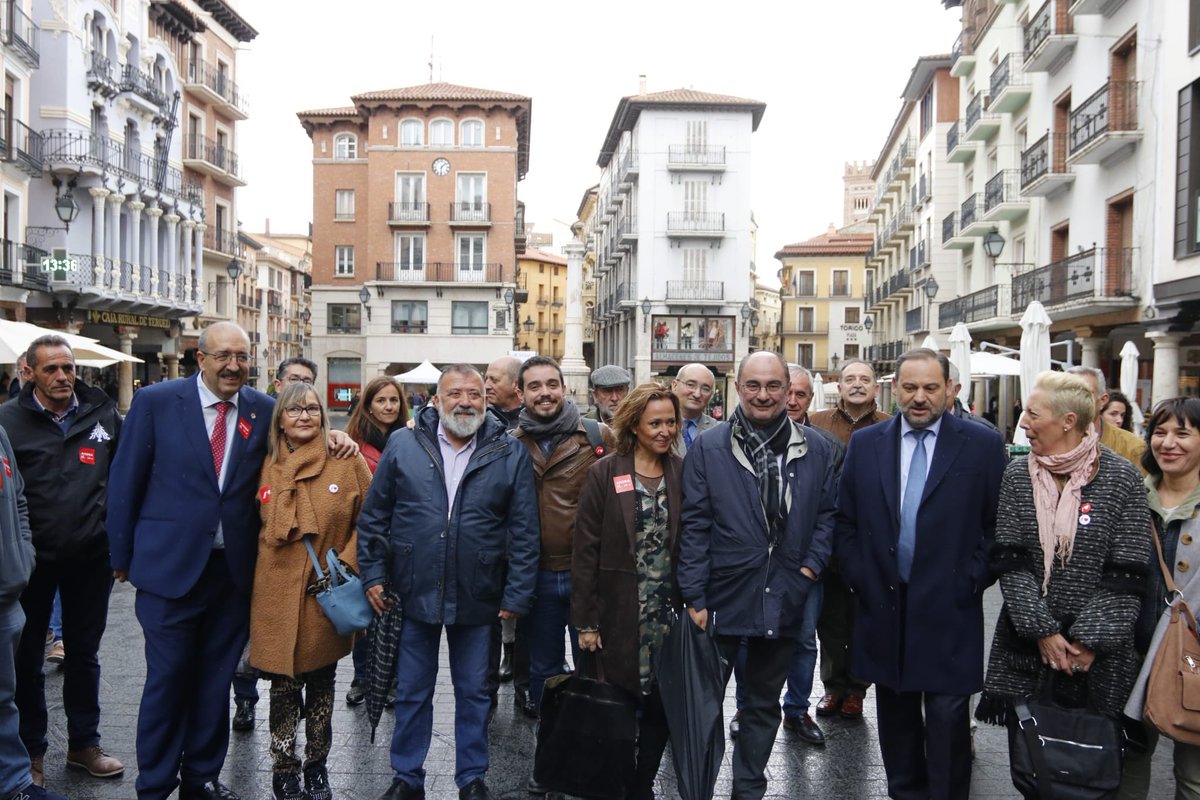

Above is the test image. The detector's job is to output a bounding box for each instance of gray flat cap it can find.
[590,364,632,388]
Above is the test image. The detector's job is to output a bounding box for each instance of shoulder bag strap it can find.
[303,535,327,582]
[1014,699,1057,800]
[1149,518,1200,639]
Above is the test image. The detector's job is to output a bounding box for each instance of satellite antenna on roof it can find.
[428,37,434,83]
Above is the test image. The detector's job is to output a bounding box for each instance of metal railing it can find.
[939,286,1002,327]
[121,64,170,110]
[942,212,958,243]
[87,50,118,94]
[186,59,249,117]
[8,119,41,175]
[185,132,240,180]
[1020,131,1070,188]
[960,194,980,230]
[2,0,39,68]
[946,120,961,156]
[1070,80,1138,154]
[965,92,984,132]
[203,227,243,258]
[1010,247,1135,312]
[905,306,925,334]
[990,53,1026,100]
[449,202,490,223]
[984,169,1021,213]
[388,201,429,223]
[1024,0,1052,61]
[665,280,724,301]
[0,238,48,289]
[375,261,505,282]
[667,145,726,167]
[667,212,725,233]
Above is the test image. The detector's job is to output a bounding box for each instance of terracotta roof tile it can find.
[774,228,873,259]
[296,106,358,117]
[521,247,567,266]
[350,82,530,103]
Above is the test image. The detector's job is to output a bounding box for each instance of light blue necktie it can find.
[684,418,696,449]
[898,429,930,583]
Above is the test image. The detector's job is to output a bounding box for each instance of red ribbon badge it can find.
[238,419,252,439]
[1,457,10,477]
[79,448,96,465]
[258,486,271,504]
[1080,502,1092,514]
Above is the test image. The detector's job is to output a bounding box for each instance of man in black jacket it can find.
[0,335,124,787]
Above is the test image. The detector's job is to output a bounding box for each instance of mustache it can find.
[453,408,478,416]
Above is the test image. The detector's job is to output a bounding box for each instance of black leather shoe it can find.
[784,712,826,745]
[346,679,366,706]
[379,778,425,800]
[231,699,255,732]
[499,644,513,683]
[459,779,493,800]
[728,710,740,739]
[304,763,332,800]
[271,772,304,800]
[180,781,241,800]
[525,776,550,795]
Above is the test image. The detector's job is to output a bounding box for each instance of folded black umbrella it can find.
[364,590,403,742]
[656,614,727,800]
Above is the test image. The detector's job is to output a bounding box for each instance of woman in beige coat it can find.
[250,382,372,800]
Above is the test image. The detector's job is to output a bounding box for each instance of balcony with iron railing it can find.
[947,119,974,163]
[374,261,507,283]
[618,148,639,184]
[387,201,430,225]
[1020,131,1074,197]
[964,92,1000,141]
[917,240,929,268]
[665,280,724,302]
[942,212,958,245]
[1010,247,1136,315]
[666,145,726,170]
[1,115,41,177]
[449,202,490,224]
[87,50,119,97]
[184,59,249,119]
[1023,0,1076,72]
[2,0,39,68]
[204,228,244,258]
[990,53,1032,113]
[983,169,1028,221]
[939,285,1009,328]
[41,129,202,203]
[120,64,171,114]
[905,306,926,334]
[666,212,725,237]
[0,238,48,290]
[950,30,976,77]
[184,132,243,186]
[959,193,988,237]
[1068,80,1141,165]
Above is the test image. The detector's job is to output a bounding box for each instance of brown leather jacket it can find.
[513,421,615,571]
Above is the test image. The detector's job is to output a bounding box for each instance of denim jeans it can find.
[390,620,491,789]
[0,600,32,796]
[525,569,581,709]
[782,581,824,718]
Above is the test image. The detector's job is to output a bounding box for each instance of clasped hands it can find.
[1038,632,1096,675]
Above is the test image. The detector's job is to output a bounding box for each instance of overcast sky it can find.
[235,0,963,283]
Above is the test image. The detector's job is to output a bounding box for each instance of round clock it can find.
[432,158,451,176]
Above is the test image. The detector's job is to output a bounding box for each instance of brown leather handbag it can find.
[1143,522,1200,744]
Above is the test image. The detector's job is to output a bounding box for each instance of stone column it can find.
[127,200,144,292]
[1075,337,1105,370]
[108,194,125,288]
[88,188,109,286]
[560,242,591,406]
[180,220,195,304]
[163,213,180,296]
[145,206,162,274]
[117,328,138,415]
[163,354,180,380]
[194,223,206,305]
[1147,330,1184,408]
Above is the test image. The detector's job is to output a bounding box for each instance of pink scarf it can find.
[1028,427,1100,594]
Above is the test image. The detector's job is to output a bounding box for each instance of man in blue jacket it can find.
[358,364,539,800]
[678,351,838,800]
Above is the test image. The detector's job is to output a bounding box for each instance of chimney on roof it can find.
[638,74,647,94]
[264,218,270,236]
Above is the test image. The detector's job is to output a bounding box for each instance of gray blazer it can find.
[672,413,721,457]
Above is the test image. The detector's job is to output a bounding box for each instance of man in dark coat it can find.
[836,349,1006,800]
[358,364,539,800]
[678,352,837,800]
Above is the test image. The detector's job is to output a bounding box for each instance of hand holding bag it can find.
[303,536,373,636]
[1142,521,1200,745]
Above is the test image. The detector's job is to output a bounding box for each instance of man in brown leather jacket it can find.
[511,357,615,790]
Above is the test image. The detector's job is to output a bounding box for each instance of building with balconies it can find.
[750,282,781,355]
[862,54,959,373]
[243,229,313,390]
[939,0,1157,400]
[517,248,567,359]
[590,86,764,391]
[299,82,530,409]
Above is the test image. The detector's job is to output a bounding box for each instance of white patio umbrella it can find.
[1118,340,1145,436]
[1012,301,1052,447]
[948,322,972,391]
[393,360,442,385]
[812,372,826,411]
[0,319,142,366]
[970,351,1021,377]
[921,334,941,352]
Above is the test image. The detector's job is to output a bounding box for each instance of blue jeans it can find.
[782,581,824,718]
[49,592,61,640]
[525,569,581,709]
[0,600,32,796]
[390,620,491,789]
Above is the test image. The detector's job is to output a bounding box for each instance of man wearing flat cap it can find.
[583,365,631,423]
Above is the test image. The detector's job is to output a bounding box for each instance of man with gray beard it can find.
[358,364,540,800]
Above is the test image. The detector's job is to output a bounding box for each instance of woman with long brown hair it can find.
[344,376,409,473]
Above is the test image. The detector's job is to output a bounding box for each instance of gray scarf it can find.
[731,405,790,546]
[518,399,583,457]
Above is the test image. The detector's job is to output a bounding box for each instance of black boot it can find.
[304,762,332,800]
[272,771,305,800]
[499,643,514,683]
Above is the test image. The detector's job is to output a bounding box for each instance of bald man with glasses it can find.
[671,363,721,456]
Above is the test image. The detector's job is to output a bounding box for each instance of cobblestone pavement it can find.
[38,581,1173,800]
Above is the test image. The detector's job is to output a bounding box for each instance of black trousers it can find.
[486,616,529,702]
[15,553,114,755]
[817,571,869,696]
[716,634,796,800]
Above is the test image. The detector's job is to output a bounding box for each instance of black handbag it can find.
[1008,676,1124,800]
[532,653,638,800]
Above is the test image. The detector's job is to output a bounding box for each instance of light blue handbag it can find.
[303,536,373,635]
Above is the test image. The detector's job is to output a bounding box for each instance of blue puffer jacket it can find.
[678,417,837,639]
[356,405,540,626]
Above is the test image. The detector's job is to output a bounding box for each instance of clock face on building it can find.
[432,158,451,176]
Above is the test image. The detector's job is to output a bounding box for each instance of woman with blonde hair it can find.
[571,382,684,799]
[976,370,1151,797]
[250,382,372,800]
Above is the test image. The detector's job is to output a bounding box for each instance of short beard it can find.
[442,407,484,438]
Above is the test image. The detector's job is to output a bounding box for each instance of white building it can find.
[590,87,765,392]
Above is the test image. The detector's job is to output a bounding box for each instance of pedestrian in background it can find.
[976,371,1150,798]
[572,382,683,799]
[345,377,409,473]
[250,383,372,800]
[585,365,631,423]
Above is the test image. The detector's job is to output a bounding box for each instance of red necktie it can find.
[211,400,233,479]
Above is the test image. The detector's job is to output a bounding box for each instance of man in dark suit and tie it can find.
[835,348,1006,800]
[107,322,357,800]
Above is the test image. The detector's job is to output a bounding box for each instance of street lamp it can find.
[863,315,874,332]
[299,308,311,325]
[982,228,1006,259]
[831,352,840,372]
[523,316,535,334]
[740,302,751,335]
[923,276,940,334]
[641,297,652,332]
[226,257,242,281]
[358,285,371,321]
[503,287,516,347]
[54,177,80,231]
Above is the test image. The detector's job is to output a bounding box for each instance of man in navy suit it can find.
[836,349,1005,800]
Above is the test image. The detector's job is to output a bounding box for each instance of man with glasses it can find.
[272,357,317,395]
[678,351,838,800]
[671,363,720,456]
[107,322,356,800]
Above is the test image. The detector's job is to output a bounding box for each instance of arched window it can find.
[461,119,483,147]
[400,119,423,146]
[430,118,453,146]
[333,133,357,159]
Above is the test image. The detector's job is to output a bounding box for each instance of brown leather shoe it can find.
[66,745,125,778]
[29,752,43,786]
[815,692,843,716]
[840,694,865,718]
